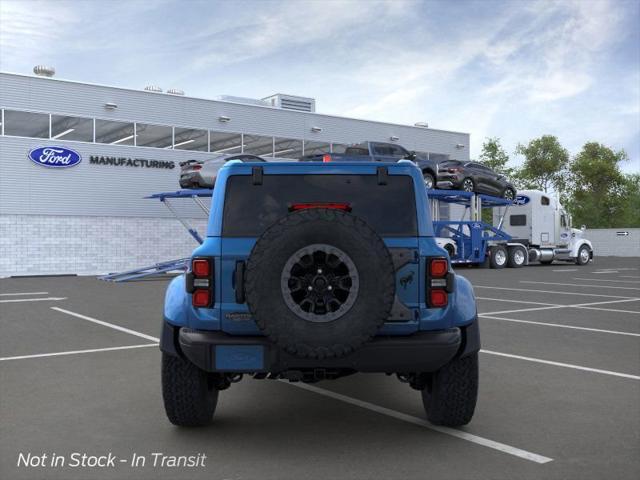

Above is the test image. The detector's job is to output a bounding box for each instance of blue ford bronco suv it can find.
[160,161,479,427]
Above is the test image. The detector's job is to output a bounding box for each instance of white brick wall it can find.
[587,228,640,257]
[0,214,207,277]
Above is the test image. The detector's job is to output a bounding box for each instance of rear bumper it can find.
[160,320,479,374]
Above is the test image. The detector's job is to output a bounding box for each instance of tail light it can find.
[447,167,461,173]
[427,257,453,308]
[322,154,332,163]
[192,165,203,171]
[290,202,351,212]
[186,257,214,308]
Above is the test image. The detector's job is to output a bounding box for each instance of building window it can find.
[243,134,274,156]
[174,127,208,151]
[51,114,94,142]
[210,131,243,154]
[95,119,135,145]
[135,123,173,148]
[303,140,330,157]
[273,137,303,159]
[3,110,49,138]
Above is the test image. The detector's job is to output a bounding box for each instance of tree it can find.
[618,174,640,227]
[515,135,569,193]
[479,137,513,176]
[566,142,632,228]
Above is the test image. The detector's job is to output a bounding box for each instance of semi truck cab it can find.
[495,190,593,265]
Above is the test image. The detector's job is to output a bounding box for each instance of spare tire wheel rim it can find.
[281,243,359,323]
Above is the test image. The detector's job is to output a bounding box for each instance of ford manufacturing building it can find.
[0,69,470,277]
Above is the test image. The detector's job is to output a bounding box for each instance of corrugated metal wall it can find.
[1,72,470,219]
[0,72,470,159]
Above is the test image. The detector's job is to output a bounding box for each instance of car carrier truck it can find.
[493,190,593,266]
[431,189,593,268]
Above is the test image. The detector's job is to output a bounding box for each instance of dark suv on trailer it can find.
[437,160,516,199]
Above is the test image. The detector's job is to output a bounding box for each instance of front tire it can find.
[161,353,219,427]
[423,171,435,190]
[461,178,475,193]
[422,353,478,426]
[576,245,591,265]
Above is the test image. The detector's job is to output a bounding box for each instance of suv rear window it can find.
[222,174,418,237]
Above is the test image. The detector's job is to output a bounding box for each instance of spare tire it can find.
[245,208,395,359]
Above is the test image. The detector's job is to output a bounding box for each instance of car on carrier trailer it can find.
[160,160,479,427]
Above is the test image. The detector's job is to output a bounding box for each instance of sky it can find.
[1,0,638,172]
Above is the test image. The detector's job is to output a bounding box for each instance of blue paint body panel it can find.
[215,345,264,371]
[162,161,477,369]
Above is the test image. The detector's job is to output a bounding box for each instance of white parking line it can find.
[552,269,578,272]
[479,314,640,337]
[621,275,640,279]
[0,297,67,303]
[575,306,640,315]
[572,278,639,284]
[481,350,640,380]
[473,285,637,299]
[521,281,640,291]
[0,344,158,362]
[0,292,49,296]
[480,298,640,316]
[51,307,160,342]
[480,305,564,315]
[593,270,619,274]
[476,297,558,306]
[285,381,553,464]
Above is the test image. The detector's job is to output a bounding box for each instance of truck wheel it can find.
[245,208,395,359]
[576,245,591,265]
[422,353,478,426]
[161,353,219,427]
[489,245,507,269]
[423,171,435,190]
[507,246,526,268]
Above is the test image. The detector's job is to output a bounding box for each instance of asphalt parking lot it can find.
[1,257,639,480]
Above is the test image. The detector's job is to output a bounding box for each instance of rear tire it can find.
[507,246,526,268]
[489,245,507,269]
[422,353,478,426]
[161,353,219,427]
[502,187,516,201]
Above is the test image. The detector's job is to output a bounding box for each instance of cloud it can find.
[0,0,637,170]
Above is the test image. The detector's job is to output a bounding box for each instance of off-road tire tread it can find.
[422,353,478,426]
[161,353,218,427]
[245,208,395,359]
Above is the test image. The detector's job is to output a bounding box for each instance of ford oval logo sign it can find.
[514,195,530,205]
[28,146,82,168]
